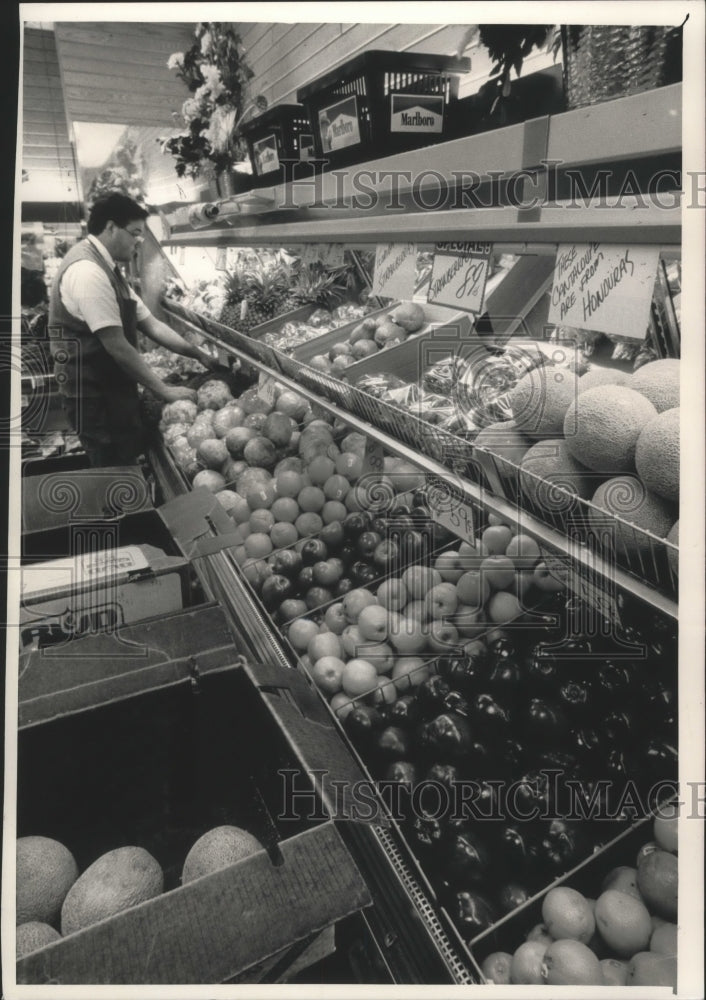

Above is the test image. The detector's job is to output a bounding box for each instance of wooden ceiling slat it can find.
[60,69,184,93]
[53,44,185,75]
[54,22,193,57]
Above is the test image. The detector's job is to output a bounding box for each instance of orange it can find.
[601,864,641,899]
[298,485,326,513]
[510,940,548,985]
[270,522,298,549]
[323,474,350,502]
[594,889,652,957]
[276,471,304,498]
[336,451,363,481]
[270,496,300,523]
[248,509,275,534]
[307,455,336,486]
[541,886,595,943]
[245,482,276,511]
[295,512,324,537]
[637,849,678,920]
[322,500,347,524]
[540,939,603,985]
[243,532,273,559]
[526,923,553,948]
[653,806,678,853]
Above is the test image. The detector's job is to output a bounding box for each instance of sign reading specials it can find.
[318,96,361,151]
[252,134,280,175]
[390,93,444,133]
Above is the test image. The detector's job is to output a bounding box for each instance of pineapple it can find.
[239,260,290,331]
[218,265,247,329]
[284,264,350,312]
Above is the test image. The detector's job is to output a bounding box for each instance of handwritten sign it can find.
[427,242,492,314]
[214,247,228,271]
[426,475,475,542]
[548,243,660,340]
[372,242,417,299]
[296,244,345,267]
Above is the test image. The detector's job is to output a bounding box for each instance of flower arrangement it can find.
[160,22,266,179]
[457,24,559,97]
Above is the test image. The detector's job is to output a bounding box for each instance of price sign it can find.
[257,372,278,406]
[548,243,660,340]
[427,475,475,542]
[371,242,417,299]
[428,242,491,314]
[361,436,385,478]
[214,246,228,271]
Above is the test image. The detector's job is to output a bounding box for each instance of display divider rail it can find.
[165,322,677,621]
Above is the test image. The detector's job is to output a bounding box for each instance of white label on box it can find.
[372,242,417,299]
[548,243,659,340]
[361,436,385,477]
[21,545,150,600]
[428,243,491,315]
[252,133,280,175]
[299,134,315,160]
[257,372,278,406]
[319,96,361,151]
[390,93,444,133]
[214,247,228,271]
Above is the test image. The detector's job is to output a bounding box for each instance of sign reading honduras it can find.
[390,94,444,133]
[252,134,280,175]
[319,96,361,151]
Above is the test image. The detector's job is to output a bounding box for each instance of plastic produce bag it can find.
[308,308,334,328]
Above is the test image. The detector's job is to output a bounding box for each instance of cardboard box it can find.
[20,543,190,649]
[15,657,372,984]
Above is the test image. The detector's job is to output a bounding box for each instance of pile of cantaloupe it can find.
[473,359,679,572]
[15,826,263,960]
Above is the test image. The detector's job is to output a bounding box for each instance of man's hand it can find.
[160,385,198,404]
[194,346,224,371]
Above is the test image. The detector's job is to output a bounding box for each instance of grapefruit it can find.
[541,886,595,943]
[594,889,652,957]
[540,939,603,985]
[636,848,678,919]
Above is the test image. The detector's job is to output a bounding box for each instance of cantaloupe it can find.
[635,408,679,502]
[16,836,79,927]
[520,439,595,509]
[61,847,163,936]
[16,921,62,958]
[181,826,263,884]
[577,367,630,394]
[563,385,657,473]
[509,366,578,439]
[589,476,675,555]
[629,359,680,412]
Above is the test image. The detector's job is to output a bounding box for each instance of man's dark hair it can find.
[87,193,149,235]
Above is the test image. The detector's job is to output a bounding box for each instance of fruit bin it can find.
[469,805,677,987]
[296,50,470,170]
[15,651,372,985]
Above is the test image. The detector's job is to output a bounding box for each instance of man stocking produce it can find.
[48,193,215,466]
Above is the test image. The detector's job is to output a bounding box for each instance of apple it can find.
[458,539,487,565]
[297,565,315,590]
[402,565,442,600]
[404,599,428,623]
[343,512,371,540]
[482,524,513,555]
[372,676,399,706]
[301,538,328,566]
[359,641,395,674]
[392,656,430,692]
[260,574,293,610]
[313,559,344,587]
[357,531,383,558]
[376,577,408,611]
[305,586,333,610]
[330,691,354,720]
[428,621,461,654]
[434,550,465,583]
[288,618,320,652]
[515,570,536,603]
[342,658,380,697]
[324,602,348,635]
[425,582,459,620]
[343,588,377,624]
[308,630,343,663]
[311,655,345,695]
[269,549,303,579]
[455,570,491,610]
[373,539,400,572]
[487,591,524,625]
[452,604,487,639]
[341,624,365,658]
[320,520,345,550]
[387,612,429,655]
[481,555,516,592]
[335,577,354,597]
[351,562,379,587]
[533,559,566,593]
[505,533,541,569]
[358,604,390,642]
[278,598,308,622]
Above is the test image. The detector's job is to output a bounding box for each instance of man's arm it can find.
[95,326,196,403]
[138,314,217,369]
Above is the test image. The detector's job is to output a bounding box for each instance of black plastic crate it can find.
[297,50,470,169]
[241,103,317,188]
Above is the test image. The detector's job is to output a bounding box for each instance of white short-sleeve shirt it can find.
[59,235,151,332]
